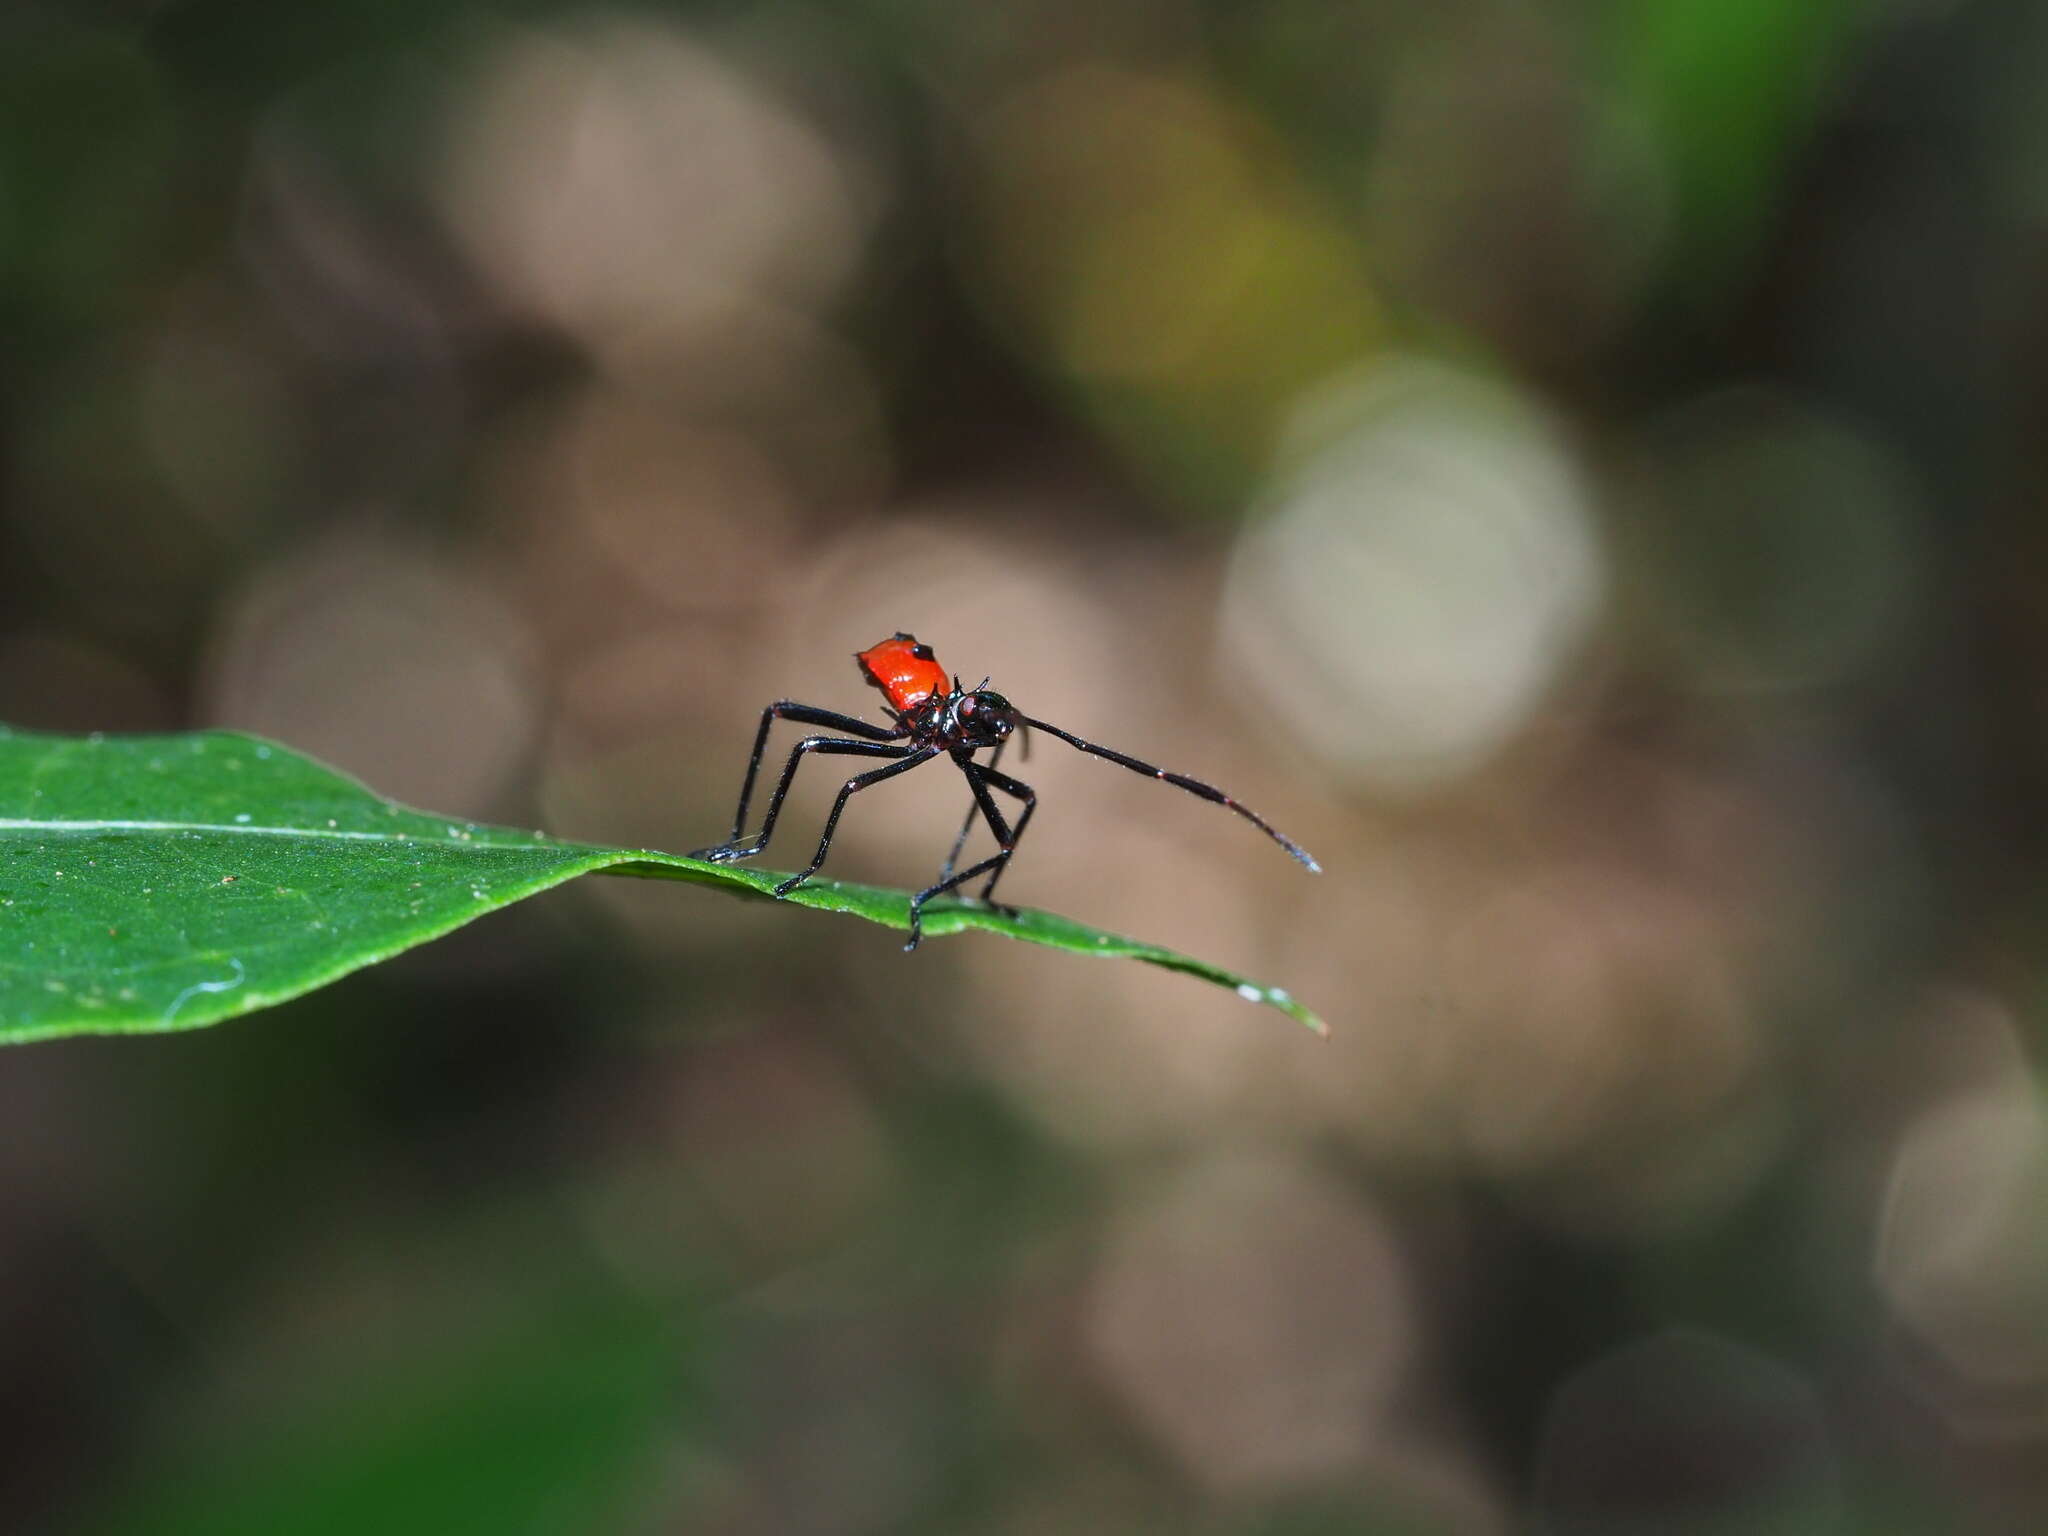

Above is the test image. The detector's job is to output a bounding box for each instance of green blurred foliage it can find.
[1605,0,1867,286]
[77,1267,691,1536]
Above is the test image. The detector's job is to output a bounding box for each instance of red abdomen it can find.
[857,633,949,715]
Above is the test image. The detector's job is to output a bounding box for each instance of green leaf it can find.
[0,726,1324,1042]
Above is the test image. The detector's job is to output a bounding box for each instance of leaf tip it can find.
[1229,979,1327,1035]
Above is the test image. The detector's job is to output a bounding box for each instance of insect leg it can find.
[692,737,911,863]
[939,738,1005,884]
[772,746,943,897]
[718,702,905,843]
[906,851,1010,952]
[907,758,1032,950]
[971,763,1036,904]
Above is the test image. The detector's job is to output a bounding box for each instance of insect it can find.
[690,632,1321,949]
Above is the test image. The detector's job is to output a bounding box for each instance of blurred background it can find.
[4,0,2047,1531]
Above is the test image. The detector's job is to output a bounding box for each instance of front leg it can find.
[907,850,1010,952]
[905,758,1034,951]
[939,738,1005,884]
[970,763,1036,905]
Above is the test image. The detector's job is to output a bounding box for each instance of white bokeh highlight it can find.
[1224,356,1604,789]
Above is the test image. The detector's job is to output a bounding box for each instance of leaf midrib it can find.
[0,818,542,845]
